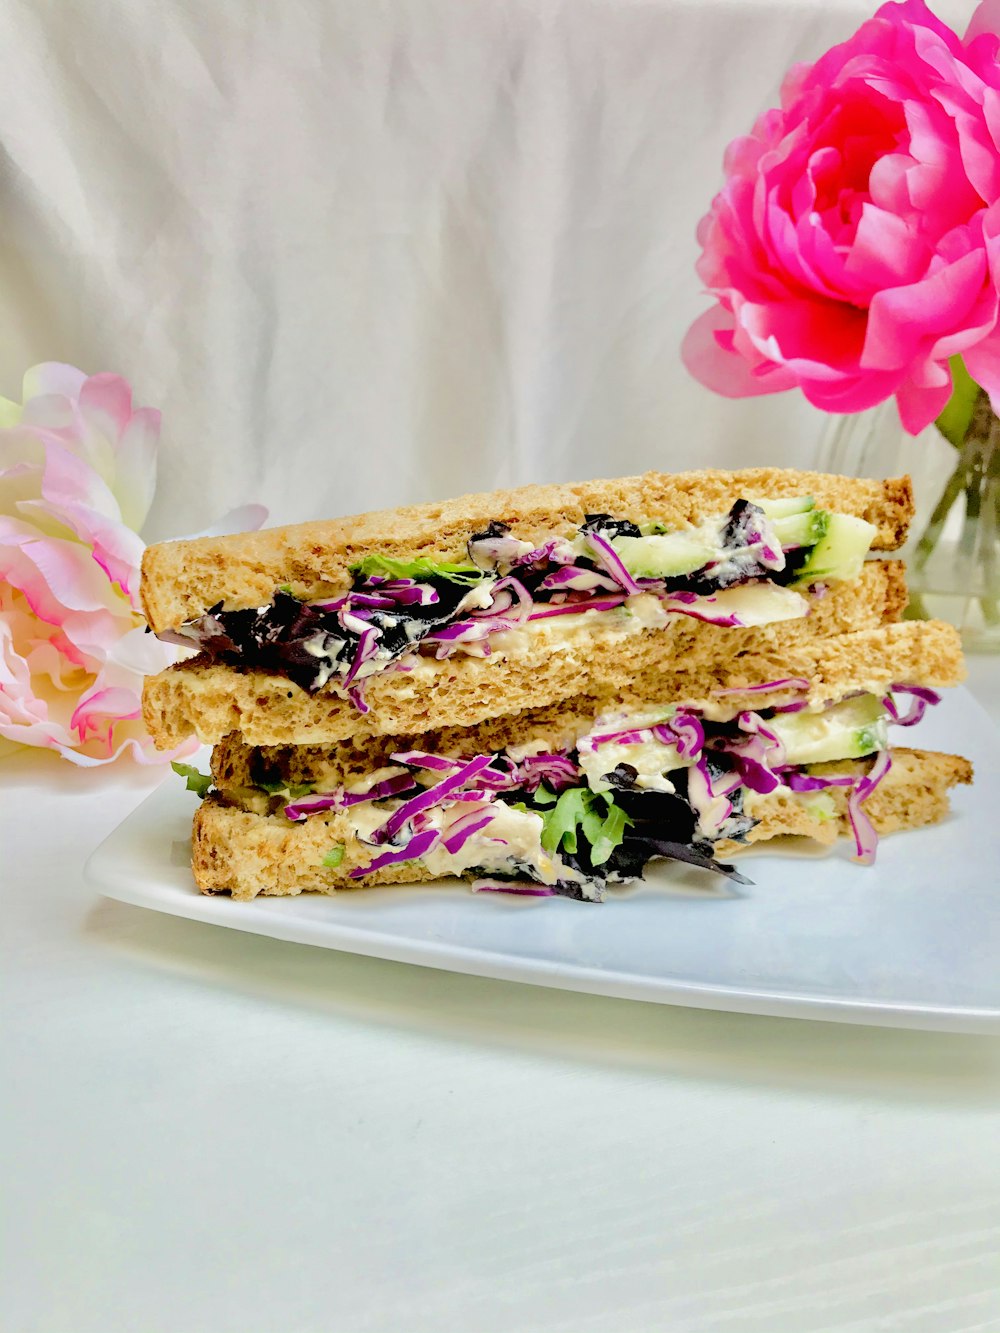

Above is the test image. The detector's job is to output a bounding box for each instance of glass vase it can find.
[818,399,1000,653]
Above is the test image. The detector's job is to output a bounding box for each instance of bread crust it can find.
[142,562,918,749]
[141,469,914,631]
[191,747,971,900]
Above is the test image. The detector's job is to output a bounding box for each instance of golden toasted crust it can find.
[191,747,971,900]
[141,470,914,631]
[142,562,917,749]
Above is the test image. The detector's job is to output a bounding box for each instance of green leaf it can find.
[935,355,981,448]
[351,554,484,584]
[171,761,213,798]
[321,844,346,868]
[590,801,633,866]
[539,788,589,854]
[538,787,633,864]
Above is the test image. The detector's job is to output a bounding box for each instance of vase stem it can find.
[913,389,992,572]
[912,451,971,571]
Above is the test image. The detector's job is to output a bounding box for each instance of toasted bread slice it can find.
[190,748,972,900]
[141,469,914,632]
[144,598,957,751]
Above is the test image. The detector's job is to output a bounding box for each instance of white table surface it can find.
[1,659,998,1333]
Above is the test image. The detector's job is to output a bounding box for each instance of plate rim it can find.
[85,786,1000,1036]
[85,684,1000,1036]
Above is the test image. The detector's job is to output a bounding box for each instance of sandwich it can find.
[141,469,914,749]
[182,620,970,902]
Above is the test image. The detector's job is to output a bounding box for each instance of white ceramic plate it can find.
[86,686,1000,1033]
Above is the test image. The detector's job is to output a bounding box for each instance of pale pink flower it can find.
[683,0,1000,433]
[0,363,265,766]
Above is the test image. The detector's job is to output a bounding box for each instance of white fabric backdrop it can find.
[0,0,973,539]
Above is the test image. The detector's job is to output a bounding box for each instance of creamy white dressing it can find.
[698,583,808,625]
[419,803,555,880]
[579,735,685,794]
[344,797,586,890]
[343,765,410,796]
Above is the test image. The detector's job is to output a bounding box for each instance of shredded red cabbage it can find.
[847,749,892,864]
[284,770,416,821]
[351,829,440,876]
[653,713,705,758]
[883,684,942,727]
[582,530,644,596]
[538,566,619,593]
[441,809,497,853]
[527,594,629,620]
[279,685,920,888]
[371,754,499,846]
[714,677,810,696]
[390,750,459,772]
[777,770,855,792]
[467,524,535,571]
[660,596,744,627]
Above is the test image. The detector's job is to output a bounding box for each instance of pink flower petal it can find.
[684,0,1000,422]
[113,406,160,532]
[0,361,262,765]
[70,685,141,744]
[965,2,1000,44]
[680,307,796,398]
[894,371,955,433]
[0,520,116,621]
[36,434,122,519]
[863,248,988,369]
[79,373,134,444]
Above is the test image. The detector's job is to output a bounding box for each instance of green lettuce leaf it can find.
[171,761,213,798]
[351,554,484,584]
[538,787,633,865]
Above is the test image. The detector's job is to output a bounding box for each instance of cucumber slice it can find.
[756,495,815,519]
[612,532,716,578]
[791,512,877,585]
[771,508,830,548]
[770,694,888,765]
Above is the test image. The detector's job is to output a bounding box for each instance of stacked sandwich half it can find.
[141,469,971,902]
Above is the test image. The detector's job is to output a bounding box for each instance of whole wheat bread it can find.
[191,748,971,899]
[142,469,914,631]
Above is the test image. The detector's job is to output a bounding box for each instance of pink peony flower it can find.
[683,0,1000,434]
[0,363,265,766]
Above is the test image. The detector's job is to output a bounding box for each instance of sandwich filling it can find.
[159,498,877,709]
[193,682,938,901]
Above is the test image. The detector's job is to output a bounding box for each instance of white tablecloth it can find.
[3,1,999,1327]
[2,665,999,1333]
